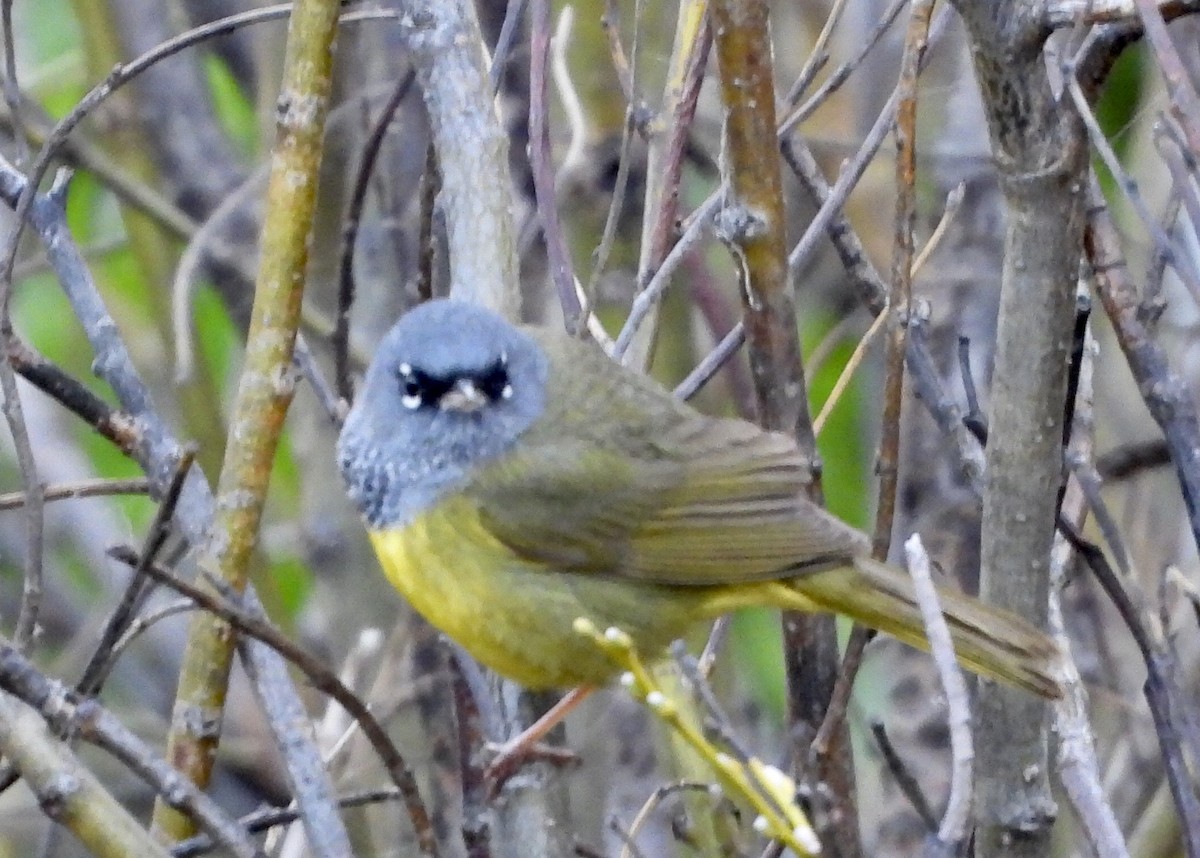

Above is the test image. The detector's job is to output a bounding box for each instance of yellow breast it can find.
[364,492,744,688]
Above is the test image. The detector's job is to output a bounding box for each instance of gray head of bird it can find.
[337,299,549,528]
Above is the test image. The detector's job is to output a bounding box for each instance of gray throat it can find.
[337,432,473,530]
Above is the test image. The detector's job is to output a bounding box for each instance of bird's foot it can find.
[484,739,579,795]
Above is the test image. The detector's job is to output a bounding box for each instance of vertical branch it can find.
[1085,176,1200,559]
[0,0,45,653]
[397,0,520,318]
[396,4,567,856]
[623,0,709,368]
[154,0,342,840]
[708,1,857,853]
[949,3,1088,855]
[1050,322,1131,858]
[529,0,581,329]
[876,0,933,560]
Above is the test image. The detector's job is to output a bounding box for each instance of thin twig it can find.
[172,164,270,383]
[172,789,404,858]
[615,192,722,359]
[1086,175,1200,579]
[623,0,711,368]
[869,721,938,834]
[488,0,528,93]
[778,0,910,136]
[673,321,745,401]
[529,0,580,329]
[76,447,197,698]
[0,477,151,510]
[1049,324,1130,858]
[107,545,438,855]
[0,640,261,858]
[0,0,25,166]
[334,70,416,401]
[1063,70,1200,301]
[783,0,851,105]
[903,535,973,849]
[812,309,887,437]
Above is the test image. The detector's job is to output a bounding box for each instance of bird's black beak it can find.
[439,378,488,413]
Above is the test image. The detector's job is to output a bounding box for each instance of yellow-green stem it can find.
[153,0,341,840]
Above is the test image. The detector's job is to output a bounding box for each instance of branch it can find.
[0,694,171,858]
[154,0,346,845]
[949,3,1088,853]
[708,1,857,852]
[395,0,520,316]
[1045,0,1200,27]
[0,640,259,857]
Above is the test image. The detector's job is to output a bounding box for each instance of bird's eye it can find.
[397,363,424,409]
[478,358,513,402]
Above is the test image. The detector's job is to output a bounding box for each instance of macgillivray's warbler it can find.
[337,299,1062,768]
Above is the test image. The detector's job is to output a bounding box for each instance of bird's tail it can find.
[777,556,1063,699]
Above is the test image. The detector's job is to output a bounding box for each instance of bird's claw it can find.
[483,740,579,796]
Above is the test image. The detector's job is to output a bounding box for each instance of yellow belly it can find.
[366,495,729,688]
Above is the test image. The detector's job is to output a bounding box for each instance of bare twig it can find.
[171,164,270,383]
[869,721,938,834]
[903,536,973,851]
[615,192,723,359]
[0,477,150,510]
[0,640,260,858]
[172,789,404,858]
[673,322,745,401]
[812,310,887,437]
[778,0,909,135]
[1064,70,1200,302]
[0,0,27,166]
[334,70,417,400]
[77,447,197,698]
[1086,176,1200,574]
[107,545,438,855]
[1130,0,1200,155]
[1049,323,1130,858]
[876,0,933,567]
[783,0,851,105]
[785,1,943,284]
[623,0,710,368]
[529,0,580,329]
[1058,517,1200,858]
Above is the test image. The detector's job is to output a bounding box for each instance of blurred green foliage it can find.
[730,315,870,721]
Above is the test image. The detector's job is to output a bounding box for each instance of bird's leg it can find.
[484,685,593,791]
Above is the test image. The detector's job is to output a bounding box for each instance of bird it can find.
[337,299,1061,766]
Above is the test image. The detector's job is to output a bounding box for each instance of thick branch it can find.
[950,2,1088,855]
[396,0,519,317]
[155,0,344,842]
[709,1,856,853]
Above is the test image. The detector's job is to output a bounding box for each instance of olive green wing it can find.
[469,331,866,585]
[628,416,868,582]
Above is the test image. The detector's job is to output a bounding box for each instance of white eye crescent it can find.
[501,384,514,399]
[398,363,421,408]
